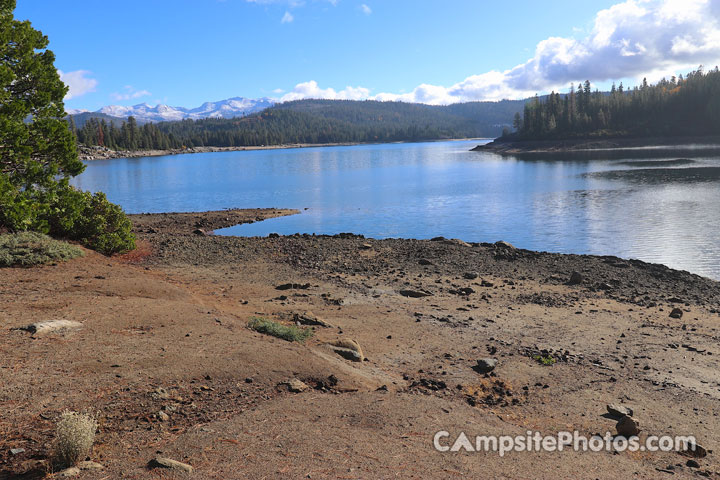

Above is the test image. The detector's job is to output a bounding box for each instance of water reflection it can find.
[72,140,720,279]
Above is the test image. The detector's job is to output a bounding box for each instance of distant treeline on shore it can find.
[69,99,525,151]
[510,67,720,140]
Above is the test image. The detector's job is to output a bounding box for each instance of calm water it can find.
[72,140,720,280]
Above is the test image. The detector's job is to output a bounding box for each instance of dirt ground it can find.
[1,209,719,479]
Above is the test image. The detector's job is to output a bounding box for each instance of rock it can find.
[77,461,104,470]
[16,320,82,335]
[360,243,373,250]
[328,339,365,362]
[399,289,432,298]
[450,287,475,296]
[475,358,497,374]
[567,271,584,285]
[293,311,333,328]
[9,448,25,455]
[151,387,170,400]
[616,415,640,437]
[148,457,194,473]
[193,228,208,236]
[669,307,684,319]
[681,440,707,458]
[463,272,479,280]
[492,241,519,260]
[418,259,433,266]
[686,459,700,468]
[606,403,633,418]
[275,283,311,291]
[56,467,81,477]
[284,378,309,393]
[447,239,472,247]
[157,411,170,422]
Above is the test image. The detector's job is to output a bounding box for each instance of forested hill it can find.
[71,99,526,150]
[512,67,720,140]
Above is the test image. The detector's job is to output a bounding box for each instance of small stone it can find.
[475,358,497,374]
[56,467,81,477]
[616,415,640,437]
[567,271,584,285]
[463,272,479,280]
[151,387,170,400]
[360,243,372,250]
[682,440,707,458]
[77,461,104,470]
[285,378,309,393]
[399,289,432,298]
[193,228,207,236]
[606,403,633,418]
[293,311,333,328]
[16,320,82,335]
[418,258,433,266]
[327,338,364,362]
[149,457,194,473]
[9,448,25,455]
[669,308,683,319]
[686,459,700,468]
[158,411,170,422]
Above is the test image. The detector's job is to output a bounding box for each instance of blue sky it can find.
[15,0,720,111]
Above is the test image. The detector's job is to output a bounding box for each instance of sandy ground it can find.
[1,209,719,479]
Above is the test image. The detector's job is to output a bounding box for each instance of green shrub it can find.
[51,188,136,255]
[0,184,136,256]
[0,232,84,267]
[248,317,314,343]
[532,354,557,366]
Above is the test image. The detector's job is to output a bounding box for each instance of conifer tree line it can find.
[71,116,183,150]
[70,99,525,150]
[513,67,720,139]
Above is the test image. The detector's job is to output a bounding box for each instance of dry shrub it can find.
[53,410,98,467]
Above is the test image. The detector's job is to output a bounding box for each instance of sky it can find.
[15,0,720,111]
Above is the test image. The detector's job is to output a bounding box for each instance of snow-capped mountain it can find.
[88,97,275,123]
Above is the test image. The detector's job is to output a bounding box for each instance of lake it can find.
[72,139,720,280]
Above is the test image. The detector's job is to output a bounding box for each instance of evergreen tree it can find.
[0,0,84,230]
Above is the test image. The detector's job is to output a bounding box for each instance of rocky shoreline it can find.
[1,209,719,478]
[473,134,720,155]
[77,143,361,161]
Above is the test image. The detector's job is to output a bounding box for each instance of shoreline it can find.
[79,137,488,161]
[472,134,720,155]
[2,208,719,478]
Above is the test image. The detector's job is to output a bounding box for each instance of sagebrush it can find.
[53,410,98,467]
[0,232,84,267]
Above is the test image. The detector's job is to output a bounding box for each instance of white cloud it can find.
[378,0,720,104]
[275,0,720,105]
[58,70,98,100]
[360,3,371,15]
[110,86,152,101]
[280,80,370,101]
[281,11,294,23]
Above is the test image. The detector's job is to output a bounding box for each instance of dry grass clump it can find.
[53,410,98,467]
[0,232,84,267]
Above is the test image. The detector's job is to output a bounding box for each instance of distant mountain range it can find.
[67,97,275,125]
